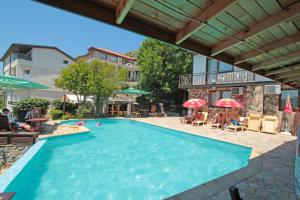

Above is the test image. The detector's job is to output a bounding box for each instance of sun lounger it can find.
[181,116,195,124]
[211,112,225,129]
[192,112,208,126]
[247,112,262,132]
[227,124,244,132]
[227,117,246,132]
[261,115,279,134]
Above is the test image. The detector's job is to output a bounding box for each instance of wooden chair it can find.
[0,115,13,132]
[227,118,245,132]
[211,112,226,128]
[192,112,208,126]
[261,115,279,134]
[0,115,38,145]
[149,105,157,117]
[227,112,244,132]
[247,112,262,132]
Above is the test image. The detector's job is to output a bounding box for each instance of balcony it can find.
[179,70,255,88]
[127,78,139,82]
[16,53,32,61]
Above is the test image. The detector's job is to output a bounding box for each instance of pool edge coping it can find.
[0,140,47,192]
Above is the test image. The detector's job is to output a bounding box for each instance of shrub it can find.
[61,114,77,120]
[51,99,61,110]
[50,109,63,120]
[13,98,50,121]
[51,99,78,115]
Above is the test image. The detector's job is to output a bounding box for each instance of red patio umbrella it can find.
[214,98,243,108]
[183,98,206,109]
[214,98,243,126]
[283,95,293,134]
[284,95,293,113]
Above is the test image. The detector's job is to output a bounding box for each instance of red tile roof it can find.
[89,47,136,61]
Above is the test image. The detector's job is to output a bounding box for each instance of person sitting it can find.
[1,108,38,132]
[195,111,204,121]
[24,109,35,121]
[184,110,195,124]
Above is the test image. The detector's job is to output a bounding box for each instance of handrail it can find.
[179,69,255,87]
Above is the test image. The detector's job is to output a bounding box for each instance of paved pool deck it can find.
[133,117,298,200]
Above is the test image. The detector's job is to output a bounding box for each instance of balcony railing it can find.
[16,53,32,61]
[127,78,139,82]
[179,70,255,88]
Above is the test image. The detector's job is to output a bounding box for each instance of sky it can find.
[0,0,145,65]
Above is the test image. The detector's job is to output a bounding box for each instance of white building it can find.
[1,44,75,105]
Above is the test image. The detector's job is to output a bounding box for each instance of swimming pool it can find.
[2,119,251,199]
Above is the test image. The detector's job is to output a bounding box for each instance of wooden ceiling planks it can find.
[235,33,300,64]
[115,0,136,24]
[133,0,186,27]
[175,0,236,45]
[210,1,300,56]
[36,0,300,88]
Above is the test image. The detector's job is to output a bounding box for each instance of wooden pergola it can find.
[37,0,300,88]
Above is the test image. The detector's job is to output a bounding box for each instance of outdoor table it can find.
[26,118,48,133]
[0,192,16,200]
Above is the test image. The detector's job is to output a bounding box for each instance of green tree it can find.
[88,60,127,117]
[138,38,192,102]
[55,60,91,114]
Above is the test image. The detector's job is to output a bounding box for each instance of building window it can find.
[219,61,233,72]
[107,55,118,62]
[99,53,106,60]
[63,60,69,64]
[221,90,232,99]
[208,59,218,72]
[280,89,299,111]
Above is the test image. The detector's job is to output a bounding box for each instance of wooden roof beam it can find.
[282,75,300,83]
[266,63,300,76]
[211,1,300,56]
[235,33,300,64]
[292,83,300,88]
[274,68,300,80]
[175,0,236,45]
[115,0,136,24]
[252,49,300,71]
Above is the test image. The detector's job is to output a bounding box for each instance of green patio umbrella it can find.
[117,87,151,95]
[0,75,48,89]
[0,75,48,107]
[116,87,150,116]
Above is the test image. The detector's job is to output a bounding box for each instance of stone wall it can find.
[246,85,264,113]
[187,85,299,133]
[188,88,209,102]
[0,145,31,168]
[264,94,279,114]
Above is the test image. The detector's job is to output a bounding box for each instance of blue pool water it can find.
[4,119,251,199]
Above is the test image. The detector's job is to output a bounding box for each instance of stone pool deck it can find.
[39,121,90,139]
[133,117,298,200]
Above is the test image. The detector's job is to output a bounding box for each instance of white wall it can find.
[255,74,273,82]
[30,48,74,88]
[6,48,75,104]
